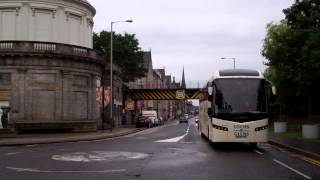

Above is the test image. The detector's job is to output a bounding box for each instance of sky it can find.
[88,0,293,84]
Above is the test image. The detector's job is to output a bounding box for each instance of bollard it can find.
[274,122,287,133]
[302,124,319,139]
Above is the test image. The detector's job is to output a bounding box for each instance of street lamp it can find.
[221,57,236,69]
[110,19,133,131]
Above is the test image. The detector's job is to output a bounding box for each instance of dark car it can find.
[179,116,188,123]
[136,116,153,128]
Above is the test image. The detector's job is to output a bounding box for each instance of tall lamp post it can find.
[110,20,133,131]
[221,57,236,69]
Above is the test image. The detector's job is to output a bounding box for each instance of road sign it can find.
[125,100,135,111]
[175,90,185,100]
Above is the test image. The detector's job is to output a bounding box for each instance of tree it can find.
[93,31,147,82]
[284,0,320,29]
[262,0,320,115]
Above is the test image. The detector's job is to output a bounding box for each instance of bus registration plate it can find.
[234,125,249,138]
[234,131,249,138]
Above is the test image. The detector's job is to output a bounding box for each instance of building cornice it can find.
[66,0,96,16]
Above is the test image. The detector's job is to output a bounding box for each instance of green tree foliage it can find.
[93,31,147,82]
[262,0,320,115]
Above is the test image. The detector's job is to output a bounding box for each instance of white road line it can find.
[5,152,23,156]
[168,148,185,151]
[156,125,190,143]
[180,142,193,144]
[273,159,312,179]
[254,150,264,155]
[25,145,38,147]
[6,167,126,173]
[156,135,186,143]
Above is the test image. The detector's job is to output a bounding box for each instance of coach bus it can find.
[199,69,274,147]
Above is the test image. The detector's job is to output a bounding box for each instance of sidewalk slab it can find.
[0,128,144,146]
[0,119,179,147]
[269,133,320,161]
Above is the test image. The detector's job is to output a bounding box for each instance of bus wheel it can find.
[250,143,257,148]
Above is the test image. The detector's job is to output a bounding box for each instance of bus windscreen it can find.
[213,79,268,122]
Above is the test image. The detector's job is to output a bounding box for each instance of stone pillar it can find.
[62,71,73,121]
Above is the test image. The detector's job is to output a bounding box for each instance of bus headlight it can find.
[212,123,228,131]
[255,125,268,132]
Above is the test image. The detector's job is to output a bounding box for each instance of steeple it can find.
[181,67,186,88]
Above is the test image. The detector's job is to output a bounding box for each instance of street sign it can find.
[125,100,135,111]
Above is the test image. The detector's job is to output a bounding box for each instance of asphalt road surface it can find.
[1,117,319,180]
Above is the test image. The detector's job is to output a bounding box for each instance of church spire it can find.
[181,67,186,88]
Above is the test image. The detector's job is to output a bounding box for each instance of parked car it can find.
[136,116,153,128]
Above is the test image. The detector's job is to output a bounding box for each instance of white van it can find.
[142,110,159,126]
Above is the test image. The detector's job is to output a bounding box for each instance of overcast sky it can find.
[89,0,293,83]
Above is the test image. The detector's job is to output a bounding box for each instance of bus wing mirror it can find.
[272,86,277,96]
[208,87,213,96]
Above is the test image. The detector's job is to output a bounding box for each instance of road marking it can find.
[254,150,264,155]
[25,145,38,147]
[5,152,23,156]
[168,148,185,151]
[6,166,126,173]
[273,159,312,179]
[156,125,190,143]
[52,151,149,162]
[181,142,193,144]
[156,135,186,143]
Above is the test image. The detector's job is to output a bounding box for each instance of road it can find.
[0,117,319,180]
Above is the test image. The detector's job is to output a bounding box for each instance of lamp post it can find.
[110,20,133,131]
[221,57,236,69]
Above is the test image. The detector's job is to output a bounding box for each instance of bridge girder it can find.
[129,89,202,100]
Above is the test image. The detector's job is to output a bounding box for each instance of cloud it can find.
[89,0,294,81]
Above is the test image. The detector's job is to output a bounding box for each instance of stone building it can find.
[129,51,183,122]
[0,0,104,131]
[129,51,154,114]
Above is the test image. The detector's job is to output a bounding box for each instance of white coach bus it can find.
[199,69,274,147]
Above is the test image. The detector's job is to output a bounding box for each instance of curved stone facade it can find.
[0,41,103,130]
[0,41,104,131]
[0,0,103,131]
[0,0,95,48]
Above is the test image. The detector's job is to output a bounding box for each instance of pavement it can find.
[0,120,179,146]
[0,127,146,146]
[269,132,320,161]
